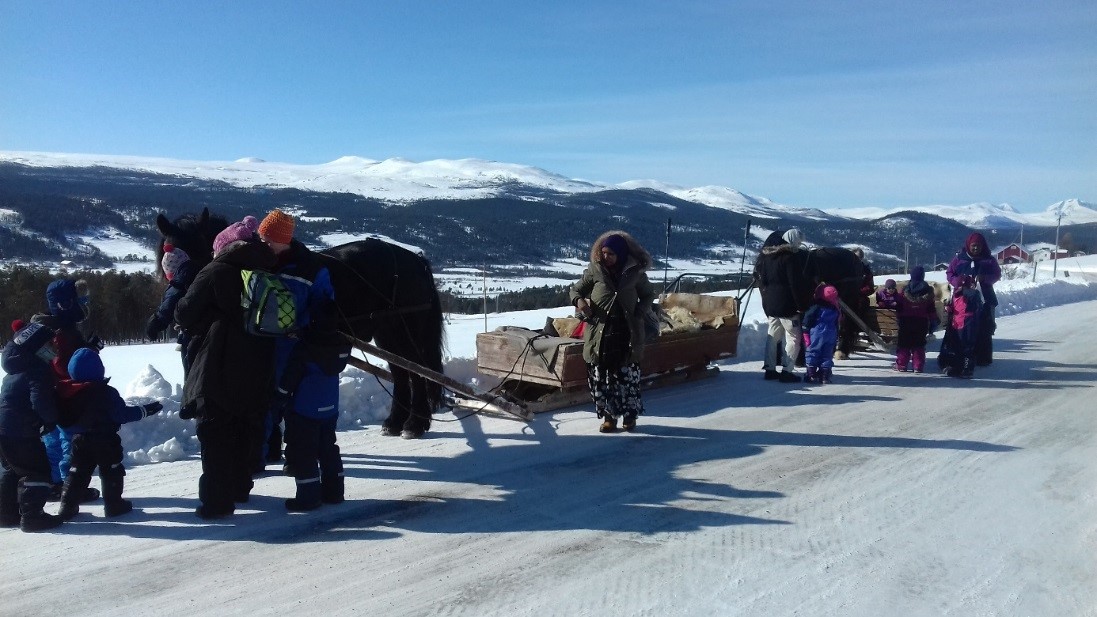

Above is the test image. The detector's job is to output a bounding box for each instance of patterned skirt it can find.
[586,362,644,420]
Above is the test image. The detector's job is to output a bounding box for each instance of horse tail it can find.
[418,255,447,413]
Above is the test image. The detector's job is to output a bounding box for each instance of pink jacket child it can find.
[943,274,983,378]
[875,279,899,309]
[893,266,936,372]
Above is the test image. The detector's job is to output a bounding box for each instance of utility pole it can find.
[1052,209,1063,279]
[904,242,910,275]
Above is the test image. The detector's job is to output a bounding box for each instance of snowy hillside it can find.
[1,150,1087,226]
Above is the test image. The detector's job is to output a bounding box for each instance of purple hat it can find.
[213,216,260,257]
[602,234,629,264]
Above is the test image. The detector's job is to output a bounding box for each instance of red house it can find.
[995,243,1030,264]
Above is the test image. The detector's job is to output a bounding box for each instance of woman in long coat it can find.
[569,230,656,433]
[175,216,277,519]
[946,232,1001,365]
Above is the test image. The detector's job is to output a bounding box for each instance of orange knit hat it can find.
[258,209,295,244]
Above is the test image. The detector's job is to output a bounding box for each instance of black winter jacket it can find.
[753,233,809,318]
[175,240,277,420]
[0,339,59,439]
[57,379,144,435]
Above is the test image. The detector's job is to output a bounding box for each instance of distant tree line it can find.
[438,274,750,316]
[0,266,164,346]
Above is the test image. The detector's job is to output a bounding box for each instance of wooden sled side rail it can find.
[342,334,533,422]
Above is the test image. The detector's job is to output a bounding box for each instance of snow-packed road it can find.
[3,302,1095,616]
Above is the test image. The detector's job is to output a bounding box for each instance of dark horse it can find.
[801,246,875,355]
[155,208,446,437]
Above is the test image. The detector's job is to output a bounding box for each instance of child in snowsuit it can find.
[802,285,841,384]
[56,348,162,519]
[146,245,200,377]
[0,322,64,532]
[31,278,102,503]
[942,274,982,378]
[257,210,347,510]
[875,279,899,309]
[894,266,936,372]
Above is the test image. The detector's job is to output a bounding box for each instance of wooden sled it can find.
[343,334,534,422]
[467,293,740,413]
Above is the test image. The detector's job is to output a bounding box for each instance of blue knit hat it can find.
[68,348,105,382]
[46,279,89,324]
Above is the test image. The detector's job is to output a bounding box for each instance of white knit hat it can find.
[782,228,804,249]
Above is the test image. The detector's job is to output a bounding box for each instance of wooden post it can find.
[343,334,533,421]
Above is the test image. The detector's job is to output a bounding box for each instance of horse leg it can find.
[382,365,412,436]
[402,375,432,438]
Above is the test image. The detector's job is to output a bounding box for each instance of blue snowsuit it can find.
[269,240,345,508]
[802,301,840,371]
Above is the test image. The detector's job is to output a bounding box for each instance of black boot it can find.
[20,509,63,532]
[101,475,132,517]
[58,478,82,521]
[286,478,322,511]
[19,480,62,531]
[321,475,345,505]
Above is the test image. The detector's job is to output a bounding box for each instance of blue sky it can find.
[1,1,1094,213]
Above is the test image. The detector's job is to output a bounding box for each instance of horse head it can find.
[154,207,229,277]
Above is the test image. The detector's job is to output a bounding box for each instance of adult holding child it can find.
[570,231,656,433]
[946,232,1001,366]
[175,216,277,520]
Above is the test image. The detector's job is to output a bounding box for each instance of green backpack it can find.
[240,270,298,336]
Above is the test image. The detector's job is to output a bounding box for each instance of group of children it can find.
[0,279,161,532]
[799,264,977,383]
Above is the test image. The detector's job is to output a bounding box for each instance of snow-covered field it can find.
[2,258,1096,616]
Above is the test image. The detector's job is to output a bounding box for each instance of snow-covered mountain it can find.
[0,150,605,202]
[1,150,1089,227]
[837,199,1097,228]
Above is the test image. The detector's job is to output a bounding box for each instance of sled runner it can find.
[466,293,740,413]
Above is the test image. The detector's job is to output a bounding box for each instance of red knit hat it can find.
[259,210,295,244]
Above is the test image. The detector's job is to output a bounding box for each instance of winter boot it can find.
[195,504,234,520]
[599,416,618,433]
[79,487,101,503]
[912,348,926,373]
[20,508,63,532]
[100,475,132,517]
[58,477,84,520]
[764,369,780,381]
[820,368,833,385]
[286,477,322,511]
[805,367,818,383]
[895,348,911,372]
[621,413,637,432]
[321,474,346,505]
[778,371,801,383]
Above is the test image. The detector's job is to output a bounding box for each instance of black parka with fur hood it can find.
[568,230,656,366]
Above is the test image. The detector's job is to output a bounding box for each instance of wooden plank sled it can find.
[836,298,894,353]
[343,334,533,422]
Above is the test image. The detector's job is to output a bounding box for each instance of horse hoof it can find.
[400,429,425,440]
[380,425,400,437]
